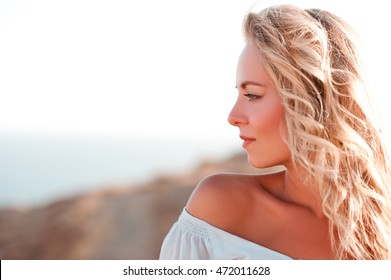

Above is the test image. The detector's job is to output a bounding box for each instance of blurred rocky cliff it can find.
[0,152,260,259]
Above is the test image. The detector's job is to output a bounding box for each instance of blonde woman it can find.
[159,5,391,260]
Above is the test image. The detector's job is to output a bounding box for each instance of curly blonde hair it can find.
[243,5,391,259]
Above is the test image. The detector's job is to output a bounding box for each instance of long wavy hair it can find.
[243,5,391,259]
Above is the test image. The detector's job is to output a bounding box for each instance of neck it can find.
[282,165,325,218]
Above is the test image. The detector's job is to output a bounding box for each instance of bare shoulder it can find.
[185,171,333,259]
[186,173,270,231]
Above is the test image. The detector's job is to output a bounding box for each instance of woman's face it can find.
[228,42,291,168]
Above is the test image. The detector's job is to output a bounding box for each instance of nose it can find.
[228,99,247,127]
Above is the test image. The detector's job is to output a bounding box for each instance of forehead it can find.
[236,43,272,87]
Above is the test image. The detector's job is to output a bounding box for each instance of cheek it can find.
[249,106,290,168]
[253,103,285,136]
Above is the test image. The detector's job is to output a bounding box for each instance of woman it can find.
[159,5,391,260]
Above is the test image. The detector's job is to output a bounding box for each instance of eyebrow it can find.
[235,81,267,89]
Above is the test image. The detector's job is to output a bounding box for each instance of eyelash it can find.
[243,93,262,101]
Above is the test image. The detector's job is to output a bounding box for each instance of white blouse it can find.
[159,208,293,260]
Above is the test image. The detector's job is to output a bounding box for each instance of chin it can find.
[247,155,271,169]
[247,154,288,170]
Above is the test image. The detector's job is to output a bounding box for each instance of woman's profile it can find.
[159,4,391,260]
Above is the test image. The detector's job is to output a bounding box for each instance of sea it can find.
[0,132,239,208]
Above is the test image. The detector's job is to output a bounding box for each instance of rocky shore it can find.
[0,152,260,259]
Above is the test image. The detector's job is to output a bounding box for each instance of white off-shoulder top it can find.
[159,208,293,260]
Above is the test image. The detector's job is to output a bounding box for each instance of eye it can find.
[243,93,262,101]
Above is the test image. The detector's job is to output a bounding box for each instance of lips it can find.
[240,135,256,148]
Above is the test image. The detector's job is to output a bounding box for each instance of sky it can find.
[1,0,390,143]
